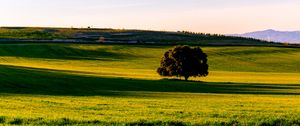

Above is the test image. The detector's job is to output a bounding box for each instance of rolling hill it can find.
[0,44,299,125]
[0,27,299,125]
[0,27,276,45]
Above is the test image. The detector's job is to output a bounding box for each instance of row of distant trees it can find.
[178,30,224,37]
[177,30,265,42]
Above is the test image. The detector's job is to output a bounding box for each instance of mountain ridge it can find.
[230,29,300,43]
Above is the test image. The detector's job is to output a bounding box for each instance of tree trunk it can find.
[184,76,189,81]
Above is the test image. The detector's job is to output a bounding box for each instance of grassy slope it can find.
[0,27,273,45]
[0,44,299,125]
[0,44,299,83]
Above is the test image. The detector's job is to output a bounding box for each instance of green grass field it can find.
[0,44,299,125]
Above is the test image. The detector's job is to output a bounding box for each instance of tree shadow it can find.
[0,64,299,97]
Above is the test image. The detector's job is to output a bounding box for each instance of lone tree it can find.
[157,45,208,81]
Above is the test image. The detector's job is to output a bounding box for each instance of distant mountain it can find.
[230,29,300,43]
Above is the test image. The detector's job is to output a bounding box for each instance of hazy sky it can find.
[0,0,299,34]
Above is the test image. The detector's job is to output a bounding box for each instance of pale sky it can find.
[0,0,300,34]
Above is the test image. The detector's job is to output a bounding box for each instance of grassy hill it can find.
[0,27,278,46]
[0,44,299,125]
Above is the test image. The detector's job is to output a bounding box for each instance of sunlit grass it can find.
[1,58,300,84]
[0,93,299,125]
[1,44,300,84]
[0,44,299,125]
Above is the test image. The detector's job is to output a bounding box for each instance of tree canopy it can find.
[157,45,209,81]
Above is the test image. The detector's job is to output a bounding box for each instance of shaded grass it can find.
[0,44,138,61]
[0,65,300,96]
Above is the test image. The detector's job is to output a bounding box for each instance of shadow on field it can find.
[0,65,299,96]
[0,44,137,61]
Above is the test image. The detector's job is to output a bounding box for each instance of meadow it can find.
[0,44,299,125]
